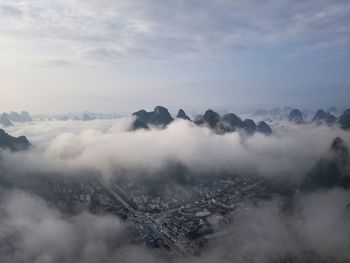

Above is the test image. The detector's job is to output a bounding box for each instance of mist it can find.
[0,189,166,263]
[2,118,349,180]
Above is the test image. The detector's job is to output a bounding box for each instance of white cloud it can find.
[2,118,350,180]
[0,190,142,263]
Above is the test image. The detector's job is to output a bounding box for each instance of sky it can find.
[0,0,350,114]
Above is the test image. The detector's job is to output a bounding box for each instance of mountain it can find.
[195,109,220,128]
[196,110,272,135]
[132,106,174,127]
[130,118,150,131]
[176,109,191,121]
[311,109,337,125]
[288,109,304,124]
[241,119,257,134]
[0,129,31,151]
[253,107,293,120]
[302,137,350,190]
[82,113,97,121]
[327,106,338,115]
[218,113,242,132]
[9,111,32,122]
[0,113,13,127]
[55,111,120,121]
[338,109,350,130]
[130,106,272,135]
[257,121,273,135]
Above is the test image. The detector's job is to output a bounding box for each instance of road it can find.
[99,180,189,256]
[99,179,262,256]
[100,181,141,215]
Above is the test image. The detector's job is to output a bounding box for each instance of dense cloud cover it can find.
[0,190,165,263]
[2,118,350,179]
[209,189,350,262]
[1,118,350,262]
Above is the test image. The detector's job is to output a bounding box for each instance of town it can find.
[42,172,269,256]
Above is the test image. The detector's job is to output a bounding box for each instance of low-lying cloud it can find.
[191,188,350,263]
[0,190,165,263]
[2,118,350,180]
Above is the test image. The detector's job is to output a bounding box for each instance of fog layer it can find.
[2,118,350,180]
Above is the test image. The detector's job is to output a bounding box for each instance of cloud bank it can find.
[2,118,350,180]
[0,190,164,263]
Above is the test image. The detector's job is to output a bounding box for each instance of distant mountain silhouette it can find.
[0,113,13,127]
[218,113,242,132]
[302,137,350,190]
[0,129,31,151]
[257,121,273,135]
[130,106,272,135]
[241,119,257,134]
[176,109,191,121]
[338,109,350,130]
[130,118,149,131]
[132,106,174,127]
[253,107,293,120]
[195,109,220,128]
[195,109,272,135]
[288,109,304,124]
[82,113,97,121]
[312,109,336,125]
[327,106,338,115]
[252,106,347,123]
[9,111,32,122]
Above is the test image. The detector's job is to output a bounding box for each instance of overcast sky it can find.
[0,0,349,114]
